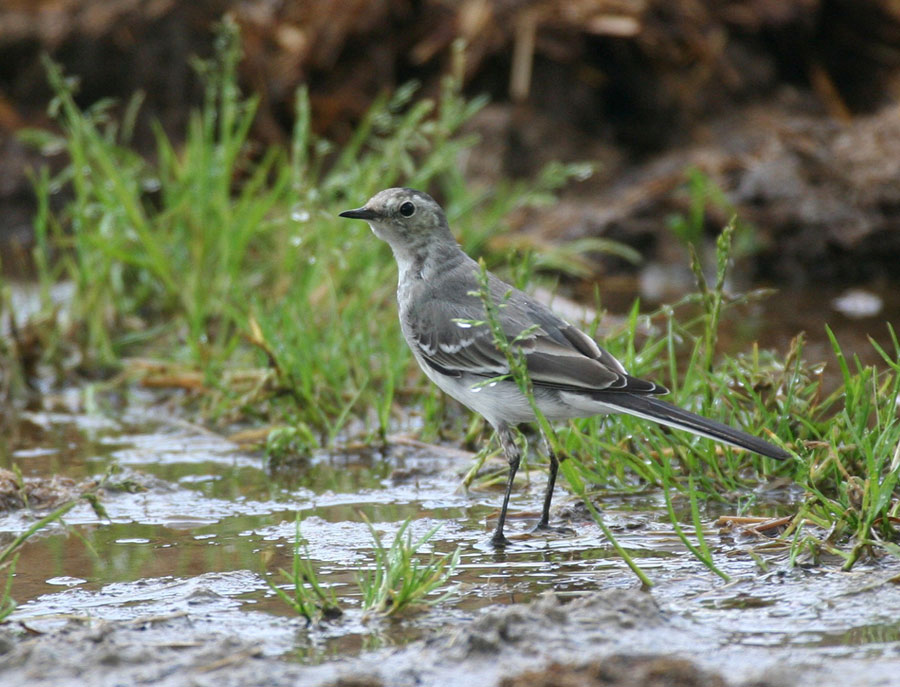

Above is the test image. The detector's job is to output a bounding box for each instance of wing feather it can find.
[406,269,666,396]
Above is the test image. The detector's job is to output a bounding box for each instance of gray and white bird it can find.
[340,188,789,546]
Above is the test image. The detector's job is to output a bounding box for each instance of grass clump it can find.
[23,20,589,445]
[358,517,459,616]
[787,325,900,569]
[267,514,459,620]
[264,514,341,624]
[546,222,900,572]
[0,478,110,622]
[463,204,899,576]
[0,499,80,621]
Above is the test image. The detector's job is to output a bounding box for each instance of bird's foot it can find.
[489,531,511,548]
[530,521,576,536]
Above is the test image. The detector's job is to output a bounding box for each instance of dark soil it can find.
[2,0,900,282]
[500,655,728,687]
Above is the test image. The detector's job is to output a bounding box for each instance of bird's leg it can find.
[536,435,559,530]
[532,429,576,536]
[491,424,521,547]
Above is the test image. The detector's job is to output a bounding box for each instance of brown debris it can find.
[716,514,793,537]
[323,678,384,687]
[2,1,900,282]
[0,468,80,511]
[500,655,727,687]
[3,0,898,141]
[510,98,900,283]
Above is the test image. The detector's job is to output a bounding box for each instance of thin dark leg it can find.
[491,424,521,547]
[536,446,559,530]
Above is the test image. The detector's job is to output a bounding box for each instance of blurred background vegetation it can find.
[2,0,900,284]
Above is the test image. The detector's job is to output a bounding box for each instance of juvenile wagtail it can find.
[340,188,789,546]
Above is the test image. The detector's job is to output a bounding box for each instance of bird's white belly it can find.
[415,354,617,428]
[432,372,536,426]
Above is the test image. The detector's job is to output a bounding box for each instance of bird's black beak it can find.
[339,207,377,220]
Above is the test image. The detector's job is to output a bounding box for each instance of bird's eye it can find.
[399,201,415,217]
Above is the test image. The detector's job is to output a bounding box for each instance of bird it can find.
[339,187,790,547]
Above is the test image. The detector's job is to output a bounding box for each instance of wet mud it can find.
[2,394,900,686]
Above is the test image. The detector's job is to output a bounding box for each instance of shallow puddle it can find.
[2,389,900,685]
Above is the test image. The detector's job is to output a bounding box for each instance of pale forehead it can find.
[369,188,433,208]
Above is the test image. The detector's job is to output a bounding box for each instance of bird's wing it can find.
[409,274,665,395]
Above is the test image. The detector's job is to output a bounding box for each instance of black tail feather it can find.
[594,393,790,461]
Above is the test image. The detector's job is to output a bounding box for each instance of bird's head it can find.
[339,187,453,250]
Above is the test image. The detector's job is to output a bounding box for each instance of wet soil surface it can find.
[2,391,900,686]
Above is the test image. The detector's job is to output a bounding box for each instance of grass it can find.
[466,208,898,579]
[539,232,899,574]
[267,514,459,620]
[21,19,589,444]
[357,516,460,616]
[788,325,900,569]
[0,499,78,621]
[264,514,341,623]
[4,19,898,585]
[0,483,109,622]
[0,277,20,409]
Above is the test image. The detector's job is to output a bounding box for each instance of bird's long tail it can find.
[593,392,790,460]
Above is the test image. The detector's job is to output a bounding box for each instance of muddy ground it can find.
[5,586,900,687]
[1,396,899,687]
